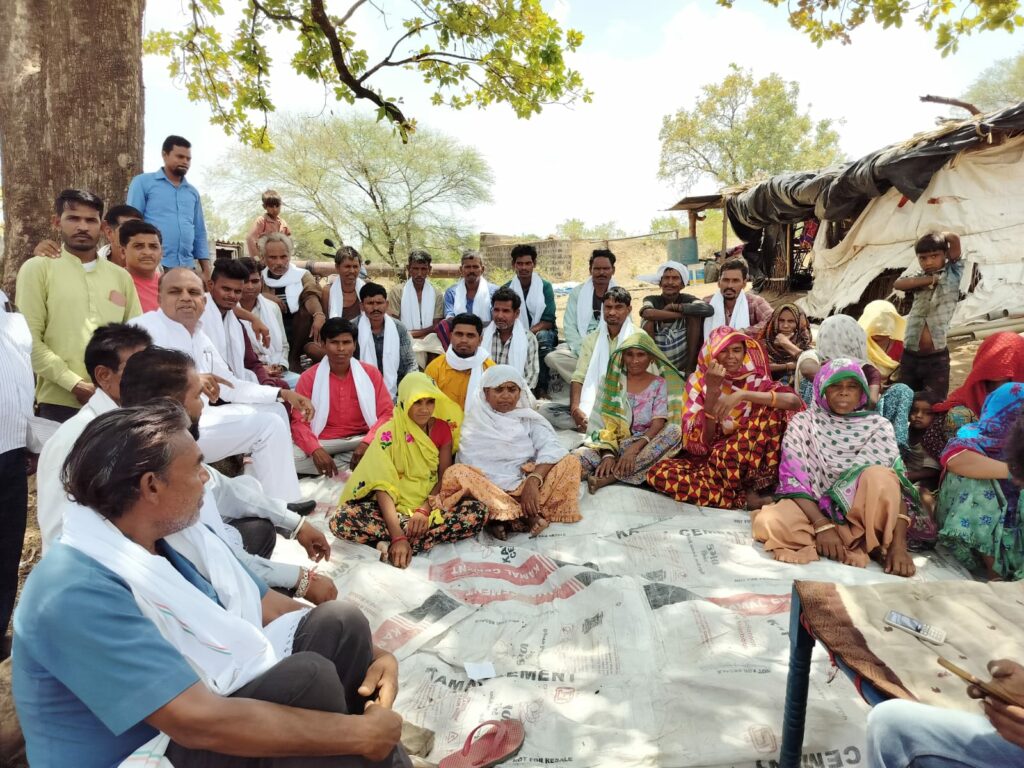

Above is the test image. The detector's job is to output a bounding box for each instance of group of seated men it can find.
[4,181,1023,767]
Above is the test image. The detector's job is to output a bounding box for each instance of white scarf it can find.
[575,277,618,341]
[638,261,691,286]
[328,277,366,319]
[399,279,436,331]
[62,504,277,695]
[202,295,256,383]
[357,313,400,399]
[309,357,378,437]
[482,321,528,378]
[579,317,635,417]
[705,290,750,337]
[245,295,286,365]
[510,276,545,330]
[444,344,490,413]
[262,265,305,313]
[453,278,492,323]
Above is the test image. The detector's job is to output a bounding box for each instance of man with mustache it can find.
[16,188,142,422]
[356,282,415,400]
[703,257,773,339]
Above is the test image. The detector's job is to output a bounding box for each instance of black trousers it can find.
[228,517,277,559]
[898,347,951,400]
[36,403,80,423]
[166,601,411,767]
[0,448,27,641]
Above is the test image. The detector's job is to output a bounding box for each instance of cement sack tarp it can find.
[275,463,971,767]
[801,134,1024,321]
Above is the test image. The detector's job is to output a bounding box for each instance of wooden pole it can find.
[721,204,728,254]
[688,210,698,239]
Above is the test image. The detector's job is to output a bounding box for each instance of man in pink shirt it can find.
[120,220,163,312]
[291,317,393,476]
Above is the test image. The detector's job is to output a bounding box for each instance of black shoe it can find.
[287,499,317,516]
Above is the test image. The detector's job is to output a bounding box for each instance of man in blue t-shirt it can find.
[13,402,409,768]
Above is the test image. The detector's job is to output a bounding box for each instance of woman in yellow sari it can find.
[330,372,487,568]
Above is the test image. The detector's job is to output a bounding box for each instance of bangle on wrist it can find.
[295,567,312,598]
[526,472,544,486]
[413,507,430,517]
[290,517,305,540]
[813,522,836,534]
[637,435,652,446]
[391,535,408,544]
[896,513,912,525]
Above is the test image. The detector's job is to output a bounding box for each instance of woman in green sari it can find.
[575,331,685,493]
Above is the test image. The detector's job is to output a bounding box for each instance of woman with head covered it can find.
[441,365,581,539]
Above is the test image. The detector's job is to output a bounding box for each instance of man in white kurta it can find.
[131,268,313,501]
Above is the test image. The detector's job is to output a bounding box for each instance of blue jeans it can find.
[867,699,1024,767]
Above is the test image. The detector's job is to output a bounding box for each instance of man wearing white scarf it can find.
[12,402,408,767]
[236,257,299,388]
[324,245,366,320]
[569,287,635,433]
[505,244,557,394]
[387,250,444,369]
[438,251,496,350]
[131,269,313,502]
[202,259,261,384]
[259,232,327,371]
[703,256,773,338]
[357,283,416,400]
[483,287,539,389]
[546,248,617,386]
[291,317,393,476]
[424,313,494,411]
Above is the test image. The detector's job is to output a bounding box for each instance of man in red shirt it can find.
[291,318,393,476]
[119,220,162,312]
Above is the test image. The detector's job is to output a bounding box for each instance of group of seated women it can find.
[325,293,1024,583]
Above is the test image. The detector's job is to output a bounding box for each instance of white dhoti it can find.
[198,402,301,502]
[293,435,366,476]
[545,343,579,385]
[412,333,444,370]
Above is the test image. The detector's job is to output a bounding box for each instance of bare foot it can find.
[587,474,616,495]
[487,521,509,541]
[375,541,389,562]
[527,515,549,537]
[980,553,1004,581]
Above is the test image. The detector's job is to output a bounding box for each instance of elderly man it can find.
[357,283,416,400]
[703,256,773,337]
[292,318,393,476]
[437,250,496,350]
[260,232,327,370]
[16,189,142,422]
[483,287,539,390]
[387,250,444,369]
[132,268,312,501]
[424,313,495,411]
[13,401,408,768]
[545,249,617,388]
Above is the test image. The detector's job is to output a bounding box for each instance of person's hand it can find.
[945,232,962,262]
[267,364,287,377]
[350,442,368,470]
[33,239,61,259]
[884,544,916,577]
[520,475,541,518]
[571,407,588,433]
[814,526,844,561]
[310,312,326,344]
[358,702,404,760]
[775,334,801,355]
[712,390,743,421]
[705,360,727,392]
[594,455,616,478]
[250,318,271,346]
[360,651,400,709]
[198,373,232,402]
[279,389,314,421]
[296,522,331,562]
[71,381,96,405]
[973,661,1024,704]
[388,538,413,569]
[984,698,1024,749]
[614,445,640,477]
[301,571,338,604]
[311,448,338,477]
[404,512,430,539]
[268,293,287,313]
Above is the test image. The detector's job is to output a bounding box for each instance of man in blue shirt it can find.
[127,135,211,279]
[13,402,408,768]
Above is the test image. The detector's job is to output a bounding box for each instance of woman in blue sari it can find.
[937,382,1024,580]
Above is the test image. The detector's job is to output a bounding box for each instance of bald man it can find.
[131,268,313,501]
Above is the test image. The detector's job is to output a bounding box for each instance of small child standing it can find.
[892,232,963,399]
[246,189,292,258]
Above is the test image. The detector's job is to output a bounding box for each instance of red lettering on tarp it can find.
[450,578,585,606]
[707,593,791,616]
[372,615,418,652]
[429,554,559,585]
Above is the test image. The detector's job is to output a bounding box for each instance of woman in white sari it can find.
[440,365,582,539]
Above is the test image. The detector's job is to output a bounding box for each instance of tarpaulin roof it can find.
[725,100,1024,233]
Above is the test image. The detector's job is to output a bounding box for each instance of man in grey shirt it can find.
[358,282,416,400]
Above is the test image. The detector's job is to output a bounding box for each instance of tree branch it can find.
[358,20,441,83]
[920,94,982,115]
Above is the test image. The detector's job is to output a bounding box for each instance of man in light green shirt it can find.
[15,189,142,421]
[568,287,634,433]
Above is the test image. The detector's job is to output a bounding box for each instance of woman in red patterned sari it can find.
[647,326,803,509]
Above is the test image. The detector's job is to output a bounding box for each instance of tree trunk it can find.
[0,0,145,298]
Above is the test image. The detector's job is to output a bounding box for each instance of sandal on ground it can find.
[438,719,525,768]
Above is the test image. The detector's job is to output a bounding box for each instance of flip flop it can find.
[438,719,525,768]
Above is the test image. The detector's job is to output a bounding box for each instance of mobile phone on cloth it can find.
[884,610,946,645]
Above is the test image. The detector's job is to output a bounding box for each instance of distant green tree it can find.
[649,215,686,236]
[658,65,845,191]
[554,219,626,240]
[962,50,1024,112]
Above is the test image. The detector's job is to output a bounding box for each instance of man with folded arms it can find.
[292,318,393,476]
[132,268,313,502]
[387,250,444,368]
[13,401,408,767]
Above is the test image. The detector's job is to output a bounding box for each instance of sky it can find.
[141,1,1023,240]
